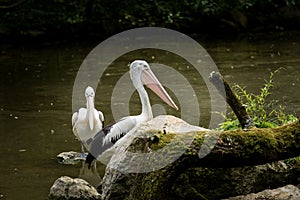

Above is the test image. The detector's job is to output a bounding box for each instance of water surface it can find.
[0,32,299,199]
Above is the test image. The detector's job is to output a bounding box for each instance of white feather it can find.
[72,112,78,127]
[72,108,104,144]
[98,111,104,123]
[103,116,137,145]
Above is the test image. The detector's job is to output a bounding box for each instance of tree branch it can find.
[209,71,254,129]
[0,0,26,9]
[149,118,300,168]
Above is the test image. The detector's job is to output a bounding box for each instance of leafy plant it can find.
[1,0,299,37]
[219,68,297,130]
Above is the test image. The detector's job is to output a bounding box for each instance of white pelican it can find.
[86,60,178,167]
[72,86,104,157]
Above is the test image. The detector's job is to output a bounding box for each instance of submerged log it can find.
[209,71,254,129]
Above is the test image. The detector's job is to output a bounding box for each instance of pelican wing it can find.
[103,116,137,145]
[85,122,115,168]
[71,112,78,127]
[86,116,137,168]
[98,110,105,126]
[71,112,79,139]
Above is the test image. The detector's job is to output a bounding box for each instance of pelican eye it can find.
[87,93,94,97]
[143,65,149,70]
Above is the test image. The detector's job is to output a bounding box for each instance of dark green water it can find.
[0,32,299,199]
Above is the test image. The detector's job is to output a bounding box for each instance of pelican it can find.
[86,60,178,167]
[72,86,104,157]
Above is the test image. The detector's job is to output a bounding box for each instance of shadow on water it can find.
[0,32,299,199]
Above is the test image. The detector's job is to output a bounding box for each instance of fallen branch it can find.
[209,71,254,129]
[149,118,300,168]
[0,0,26,9]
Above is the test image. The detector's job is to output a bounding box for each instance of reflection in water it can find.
[0,32,299,199]
[79,161,101,188]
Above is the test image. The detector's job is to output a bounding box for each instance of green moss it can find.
[149,132,175,150]
[128,120,300,199]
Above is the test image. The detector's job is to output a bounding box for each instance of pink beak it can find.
[142,69,178,110]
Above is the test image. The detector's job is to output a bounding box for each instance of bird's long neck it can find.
[137,85,153,120]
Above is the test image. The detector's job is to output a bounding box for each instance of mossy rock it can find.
[99,115,300,200]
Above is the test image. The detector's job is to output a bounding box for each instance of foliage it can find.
[0,0,299,37]
[219,68,297,130]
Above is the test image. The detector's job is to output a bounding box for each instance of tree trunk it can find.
[149,118,300,168]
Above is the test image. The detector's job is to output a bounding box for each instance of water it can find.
[0,32,299,199]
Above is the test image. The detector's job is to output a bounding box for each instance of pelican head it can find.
[85,86,96,130]
[129,60,178,110]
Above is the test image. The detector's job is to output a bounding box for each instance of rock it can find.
[224,185,300,200]
[100,115,209,200]
[57,151,86,165]
[49,176,101,200]
[98,115,300,200]
[96,115,209,168]
[168,161,297,200]
[137,115,208,133]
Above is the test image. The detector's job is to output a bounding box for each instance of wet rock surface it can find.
[57,151,86,165]
[224,184,300,200]
[49,176,101,200]
[99,115,300,200]
[51,116,300,200]
[100,115,209,200]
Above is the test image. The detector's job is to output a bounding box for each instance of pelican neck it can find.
[136,85,153,120]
